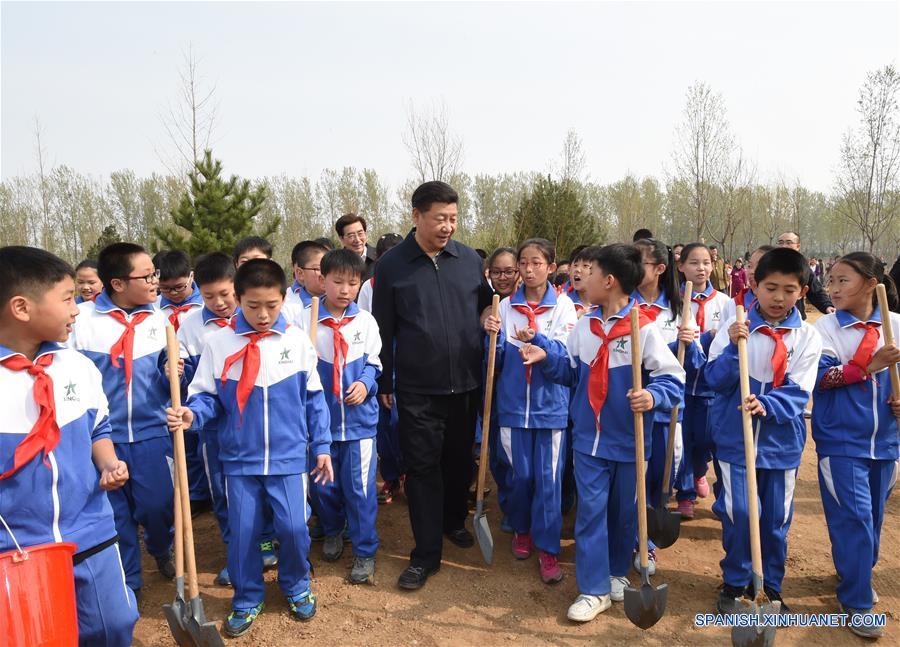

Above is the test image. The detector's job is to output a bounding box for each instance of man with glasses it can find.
[336,213,377,281]
[68,242,175,601]
[777,232,834,319]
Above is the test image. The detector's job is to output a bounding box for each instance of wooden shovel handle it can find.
[309,297,319,344]
[166,325,200,599]
[736,306,764,580]
[662,280,693,497]
[630,308,650,569]
[476,295,501,505]
[876,285,900,426]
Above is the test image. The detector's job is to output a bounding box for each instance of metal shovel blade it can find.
[646,505,681,549]
[163,576,194,647]
[730,596,780,647]
[474,501,493,565]
[184,596,225,647]
[623,567,668,629]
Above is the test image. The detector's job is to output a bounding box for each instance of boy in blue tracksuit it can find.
[68,242,175,596]
[811,252,900,640]
[168,258,333,638]
[306,249,382,583]
[155,250,208,511]
[525,244,684,623]
[0,246,138,646]
[705,248,822,614]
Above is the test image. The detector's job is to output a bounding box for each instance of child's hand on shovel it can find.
[627,388,655,412]
[676,324,695,346]
[99,460,129,491]
[739,393,767,417]
[311,454,334,485]
[519,344,547,365]
[483,313,501,334]
[888,395,900,418]
[166,406,194,432]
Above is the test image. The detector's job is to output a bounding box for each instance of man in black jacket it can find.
[335,212,378,281]
[777,232,835,318]
[373,181,493,590]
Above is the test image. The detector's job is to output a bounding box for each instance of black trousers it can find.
[396,389,478,569]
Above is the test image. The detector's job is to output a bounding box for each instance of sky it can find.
[2,1,898,192]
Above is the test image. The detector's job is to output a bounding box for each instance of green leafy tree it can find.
[155,150,273,257]
[86,224,121,259]
[513,175,602,258]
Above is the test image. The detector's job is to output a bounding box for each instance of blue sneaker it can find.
[224,603,263,637]
[214,565,231,586]
[260,541,278,569]
[287,588,317,621]
[500,515,514,534]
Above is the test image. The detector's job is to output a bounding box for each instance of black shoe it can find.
[190,498,213,518]
[763,586,790,613]
[155,551,175,580]
[445,527,474,548]
[130,587,142,605]
[397,563,440,590]
[716,584,746,614]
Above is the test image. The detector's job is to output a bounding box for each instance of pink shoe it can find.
[512,532,533,560]
[538,551,564,584]
[695,476,710,498]
[677,499,695,519]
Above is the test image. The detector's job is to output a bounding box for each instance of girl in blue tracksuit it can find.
[811,252,900,639]
[632,238,697,571]
[674,243,731,517]
[483,238,577,585]
[530,243,684,622]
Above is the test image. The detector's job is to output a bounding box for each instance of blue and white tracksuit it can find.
[492,285,577,555]
[676,282,729,502]
[68,292,174,591]
[159,286,207,502]
[307,302,382,557]
[1,343,137,645]
[706,305,822,592]
[185,312,331,609]
[812,308,900,610]
[540,300,685,595]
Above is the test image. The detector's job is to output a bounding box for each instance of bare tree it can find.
[402,99,463,183]
[558,129,586,184]
[33,118,54,251]
[835,65,900,253]
[671,82,735,239]
[157,45,219,181]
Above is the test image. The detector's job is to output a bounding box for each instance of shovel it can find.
[624,308,668,630]
[876,284,900,428]
[162,427,192,647]
[309,296,319,344]
[731,306,780,647]
[475,294,501,565]
[647,280,692,549]
[166,326,226,647]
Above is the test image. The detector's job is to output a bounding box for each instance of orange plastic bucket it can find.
[0,541,78,647]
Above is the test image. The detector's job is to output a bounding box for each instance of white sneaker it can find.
[567,593,611,622]
[633,549,657,576]
[873,587,879,605]
[610,576,630,602]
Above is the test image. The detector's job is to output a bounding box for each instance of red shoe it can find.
[512,532,533,560]
[695,476,710,498]
[677,499,695,519]
[538,551,563,584]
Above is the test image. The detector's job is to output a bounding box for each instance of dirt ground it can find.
[134,310,899,646]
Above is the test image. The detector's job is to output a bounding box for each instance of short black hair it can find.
[234,259,286,297]
[411,181,458,212]
[75,259,98,272]
[194,252,236,287]
[571,246,593,264]
[568,245,590,261]
[313,237,335,250]
[98,242,147,293]
[753,244,776,256]
[0,246,75,309]
[153,250,192,282]
[335,213,367,237]
[585,243,643,294]
[553,272,569,288]
[232,236,273,264]
[375,233,403,258]
[632,228,653,242]
[754,247,810,286]
[291,241,329,268]
[321,248,366,280]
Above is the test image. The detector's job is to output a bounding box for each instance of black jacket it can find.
[799,273,833,319]
[373,229,493,395]
[361,244,377,282]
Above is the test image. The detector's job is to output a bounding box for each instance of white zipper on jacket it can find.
[49,452,62,543]
[870,379,878,459]
[262,338,270,476]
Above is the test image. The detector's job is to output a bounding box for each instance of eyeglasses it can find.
[517,260,546,269]
[301,266,322,274]
[489,269,517,278]
[342,232,366,241]
[159,282,191,295]
[121,269,160,284]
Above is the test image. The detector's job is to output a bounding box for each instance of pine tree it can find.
[513,175,602,258]
[86,224,121,259]
[154,150,275,257]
